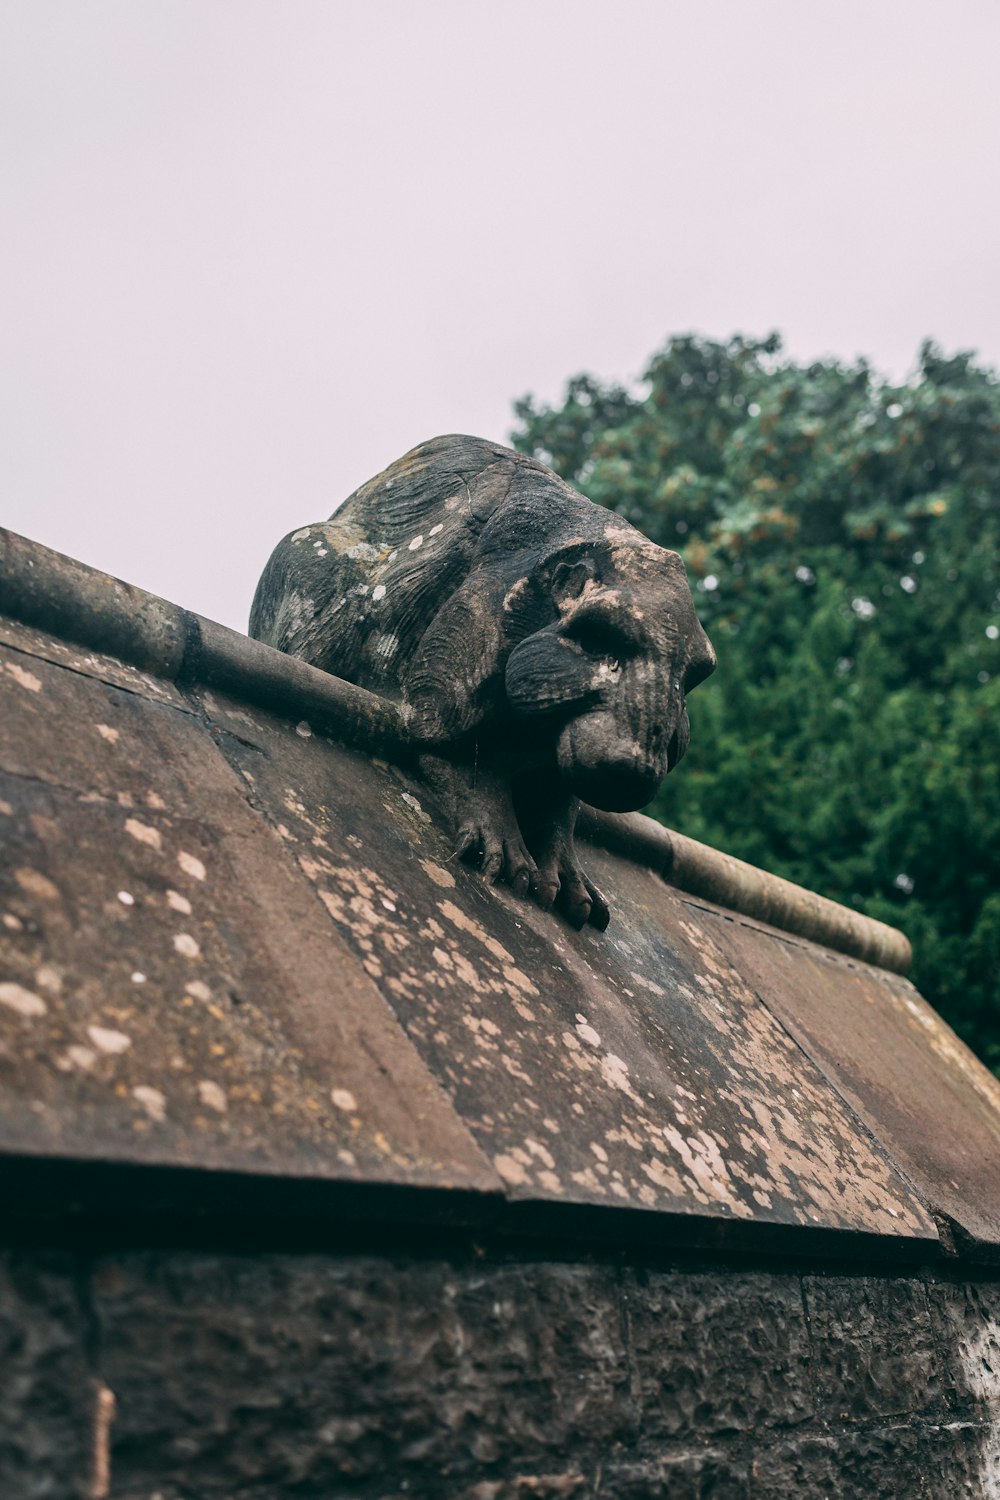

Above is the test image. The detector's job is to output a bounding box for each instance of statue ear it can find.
[551,556,596,602]
[403,576,507,744]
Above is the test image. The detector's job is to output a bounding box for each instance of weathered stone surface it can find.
[0,614,185,705]
[803,1274,937,1420]
[0,770,494,1192]
[602,1451,750,1499]
[194,683,937,1250]
[0,606,961,1253]
[704,909,1000,1257]
[756,1427,924,1498]
[756,1420,1000,1499]
[0,639,235,819]
[0,601,963,1255]
[0,526,187,680]
[926,1277,1000,1414]
[91,1252,632,1496]
[0,1253,91,1499]
[624,1267,812,1439]
[3,1247,1000,1499]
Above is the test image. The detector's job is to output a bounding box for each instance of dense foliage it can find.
[512,335,1000,1071]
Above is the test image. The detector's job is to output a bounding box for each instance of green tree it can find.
[513,335,1000,1071]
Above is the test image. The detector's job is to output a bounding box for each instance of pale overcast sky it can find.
[3,1,999,629]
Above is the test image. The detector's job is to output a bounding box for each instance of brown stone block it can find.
[624,1268,812,1439]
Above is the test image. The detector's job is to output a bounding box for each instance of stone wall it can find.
[4,1240,999,1499]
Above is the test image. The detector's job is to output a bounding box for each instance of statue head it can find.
[503,528,716,811]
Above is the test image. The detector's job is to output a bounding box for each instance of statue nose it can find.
[573,756,663,813]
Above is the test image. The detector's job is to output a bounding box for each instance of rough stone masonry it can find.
[4,1243,1000,1498]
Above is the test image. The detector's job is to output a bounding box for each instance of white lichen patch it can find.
[177,851,206,881]
[400,792,431,823]
[571,1166,601,1191]
[437,901,514,964]
[283,589,316,635]
[166,890,192,915]
[4,661,41,692]
[630,971,666,997]
[96,724,120,743]
[494,1153,530,1187]
[197,1079,228,1113]
[501,965,538,998]
[372,631,398,660]
[88,1025,131,1054]
[408,534,424,551]
[331,1088,358,1113]
[419,859,456,890]
[125,818,162,851]
[31,967,62,1000]
[65,1045,97,1071]
[14,867,60,902]
[599,1052,642,1104]
[347,542,380,562]
[575,1016,602,1048]
[173,933,201,959]
[659,1126,743,1210]
[132,1085,167,1122]
[501,1053,533,1085]
[525,1137,556,1170]
[0,983,47,1017]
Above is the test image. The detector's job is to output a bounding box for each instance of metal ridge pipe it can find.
[0,526,189,677]
[578,808,912,975]
[0,527,408,755]
[0,527,912,974]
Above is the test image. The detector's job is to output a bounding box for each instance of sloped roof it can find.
[1,527,999,1262]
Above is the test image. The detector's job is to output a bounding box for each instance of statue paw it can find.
[530,854,610,931]
[455,816,537,896]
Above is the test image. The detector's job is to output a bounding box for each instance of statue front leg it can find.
[515,774,611,931]
[418,753,537,896]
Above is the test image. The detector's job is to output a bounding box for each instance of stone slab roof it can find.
[2,527,999,1263]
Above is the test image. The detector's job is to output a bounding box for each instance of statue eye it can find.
[565,614,635,665]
